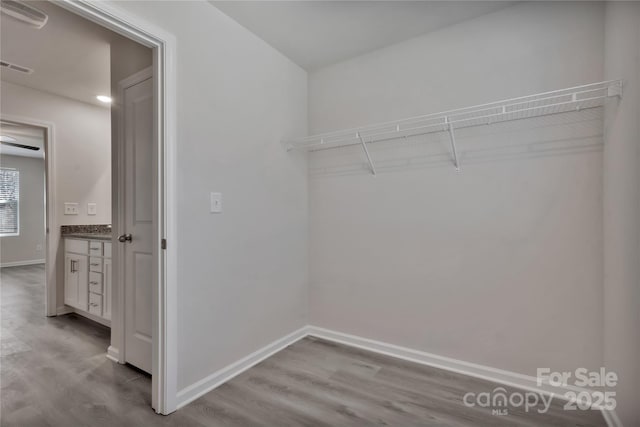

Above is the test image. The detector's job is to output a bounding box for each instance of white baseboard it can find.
[308,326,568,396]
[107,346,122,363]
[0,259,45,268]
[56,306,73,316]
[175,326,309,410]
[175,325,621,427]
[601,408,624,427]
[307,326,621,427]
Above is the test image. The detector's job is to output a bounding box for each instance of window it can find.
[0,168,19,236]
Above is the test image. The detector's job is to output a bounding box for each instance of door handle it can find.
[118,233,132,243]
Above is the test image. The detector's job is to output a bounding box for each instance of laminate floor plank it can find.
[1,265,607,426]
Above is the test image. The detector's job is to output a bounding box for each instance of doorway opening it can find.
[0,0,177,414]
[0,121,46,271]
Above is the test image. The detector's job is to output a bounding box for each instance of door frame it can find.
[0,116,55,316]
[57,0,178,414]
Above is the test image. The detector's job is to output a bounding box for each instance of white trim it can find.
[173,325,620,425]
[56,0,178,414]
[56,305,74,316]
[175,326,310,410]
[309,326,566,395]
[0,115,56,317]
[107,345,121,363]
[0,259,45,268]
[118,67,152,91]
[602,408,624,427]
[307,326,620,426]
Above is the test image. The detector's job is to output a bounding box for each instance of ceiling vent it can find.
[1,0,48,29]
[0,60,33,74]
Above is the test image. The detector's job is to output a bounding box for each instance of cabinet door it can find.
[103,258,112,320]
[64,254,88,310]
[64,255,79,307]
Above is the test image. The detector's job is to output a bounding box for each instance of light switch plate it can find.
[64,203,79,215]
[210,192,222,213]
[87,203,97,215]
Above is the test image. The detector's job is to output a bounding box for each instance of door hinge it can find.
[161,238,167,250]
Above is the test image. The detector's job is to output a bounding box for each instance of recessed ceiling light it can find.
[96,95,112,103]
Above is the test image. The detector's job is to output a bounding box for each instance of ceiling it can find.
[211,1,516,71]
[1,1,111,107]
[0,122,45,159]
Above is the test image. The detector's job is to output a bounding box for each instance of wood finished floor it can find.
[1,265,606,426]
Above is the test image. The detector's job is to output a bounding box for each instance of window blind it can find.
[0,168,19,235]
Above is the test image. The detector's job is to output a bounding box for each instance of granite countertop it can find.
[63,232,112,241]
[61,225,112,241]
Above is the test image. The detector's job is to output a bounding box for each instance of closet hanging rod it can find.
[284,80,622,153]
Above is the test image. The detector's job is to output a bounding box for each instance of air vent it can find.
[0,60,33,74]
[1,0,48,29]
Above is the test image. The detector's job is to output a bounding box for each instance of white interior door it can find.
[122,73,153,374]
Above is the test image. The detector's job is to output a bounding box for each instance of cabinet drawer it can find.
[89,272,103,294]
[89,241,103,256]
[88,293,102,316]
[89,257,102,273]
[104,242,112,258]
[65,239,89,255]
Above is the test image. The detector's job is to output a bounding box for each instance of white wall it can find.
[308,1,605,378]
[0,155,45,265]
[108,0,308,391]
[0,82,112,225]
[0,82,112,308]
[603,2,640,426]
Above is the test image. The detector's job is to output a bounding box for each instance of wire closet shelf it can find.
[284,80,623,174]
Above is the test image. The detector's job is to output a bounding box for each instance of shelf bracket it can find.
[445,118,460,171]
[357,133,377,175]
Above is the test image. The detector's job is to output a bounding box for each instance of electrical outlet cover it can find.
[64,203,79,215]
[87,203,97,215]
